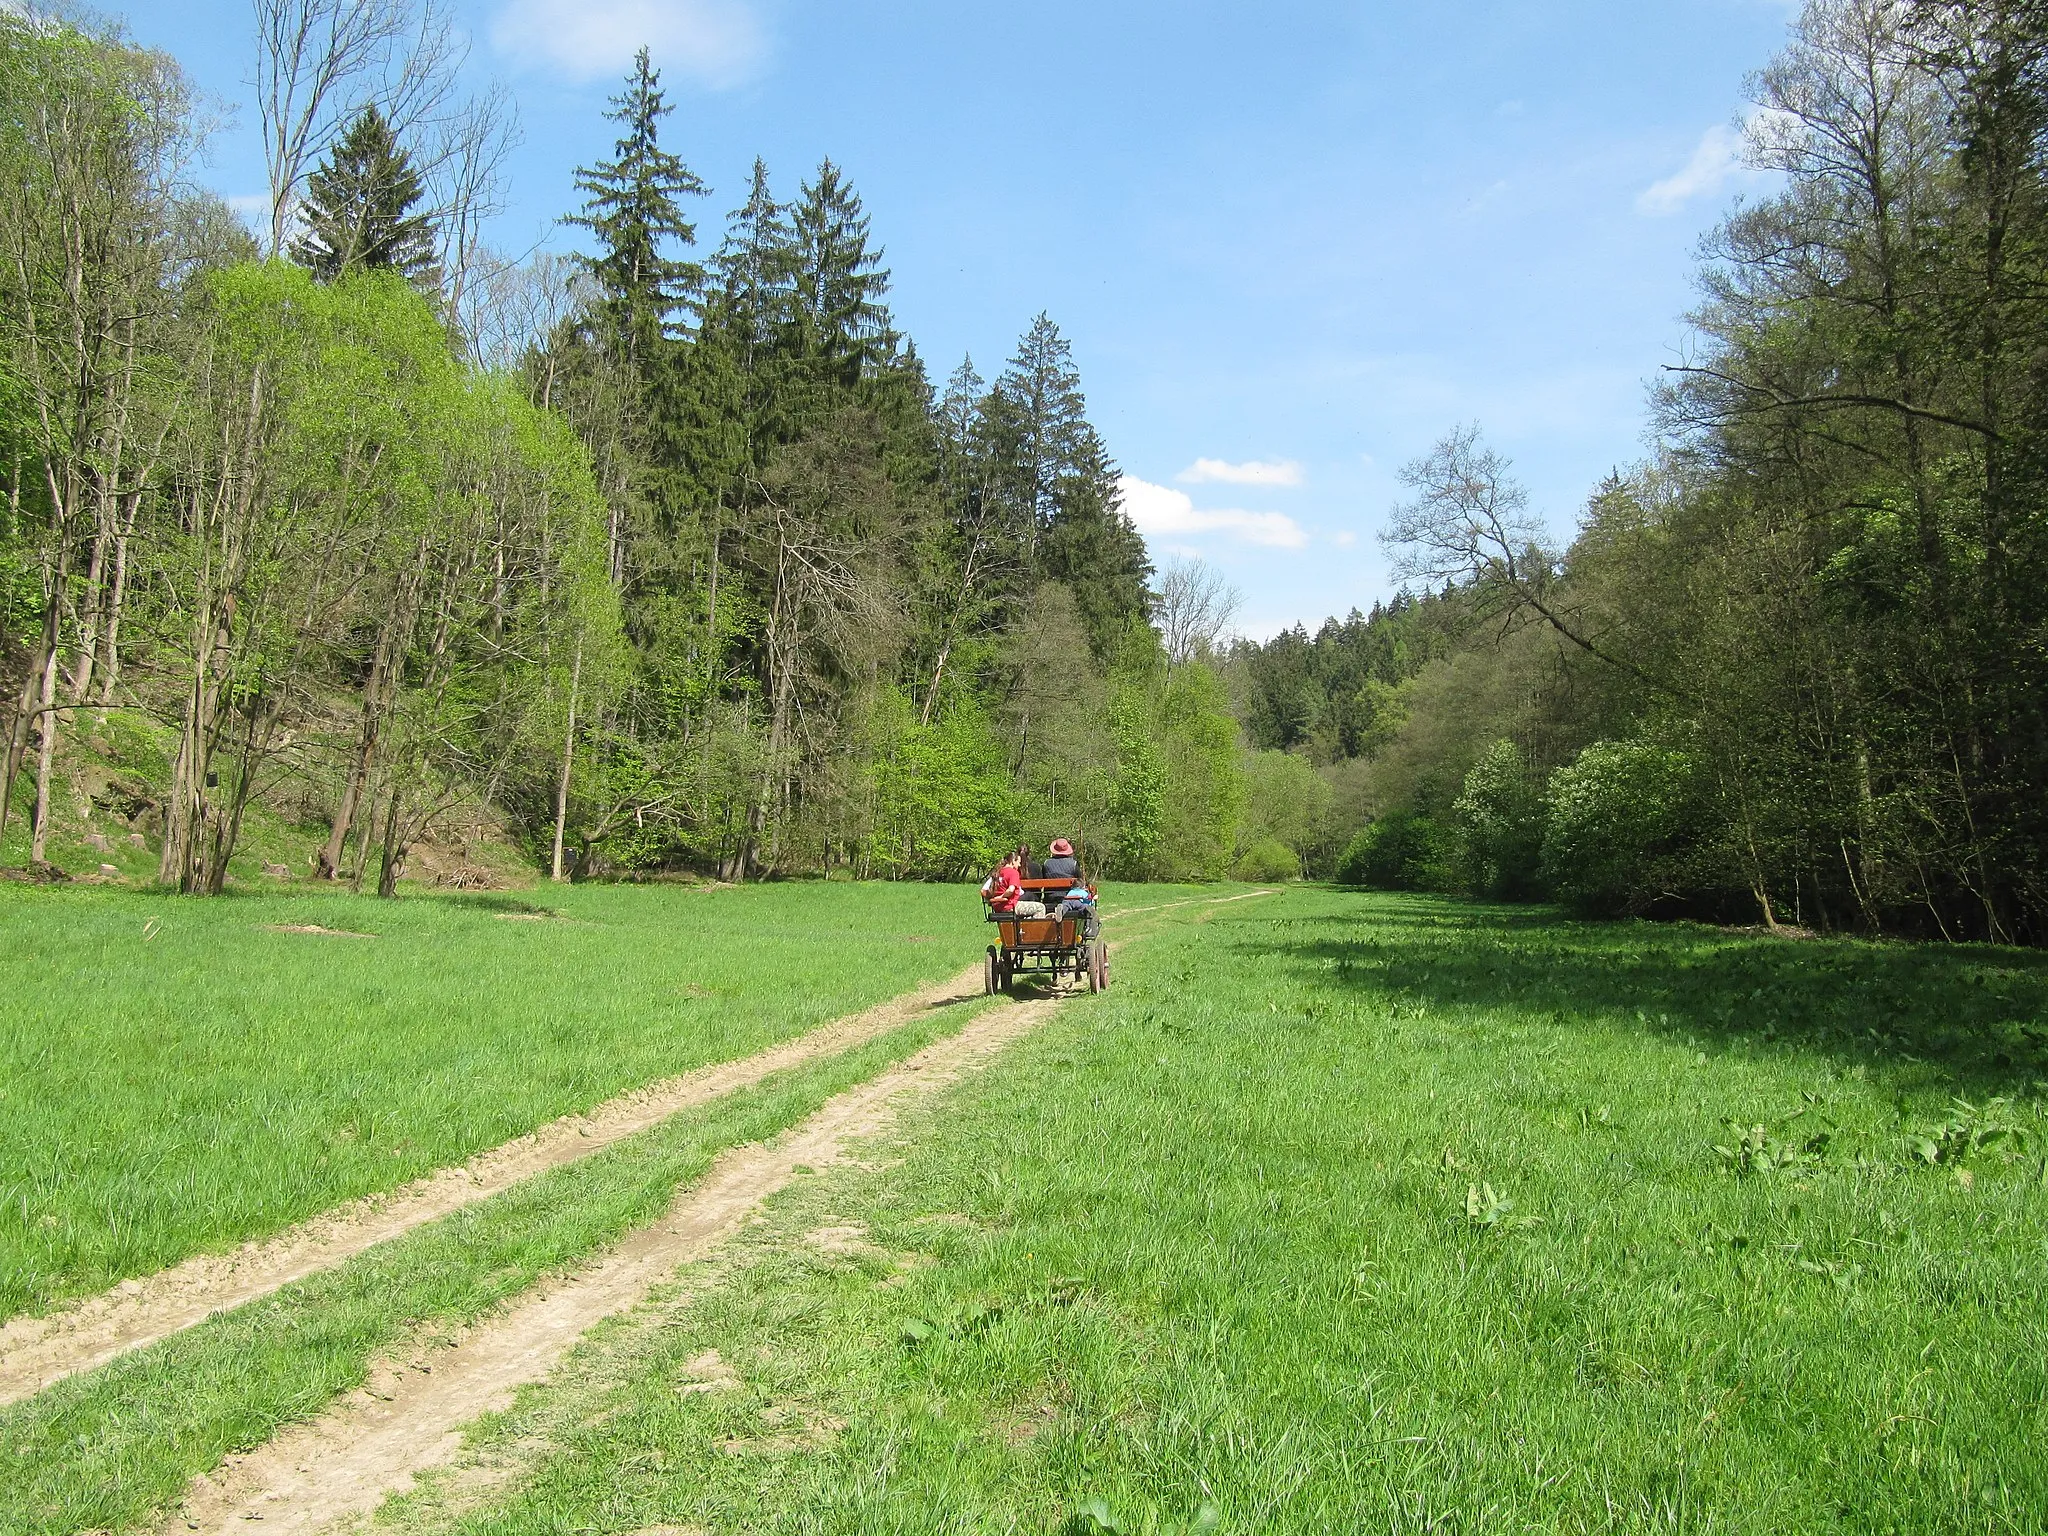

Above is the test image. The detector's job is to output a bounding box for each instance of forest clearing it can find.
[4,880,2045,1534]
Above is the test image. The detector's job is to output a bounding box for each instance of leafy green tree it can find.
[1541,739,1697,917]
[1239,748,1332,868]
[865,690,1018,878]
[1453,738,1548,899]
[288,105,438,287]
[1335,810,1456,892]
[1234,837,1300,882]
[1107,687,1164,876]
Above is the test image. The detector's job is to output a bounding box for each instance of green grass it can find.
[0,879,987,1319]
[0,1001,991,1536]
[394,889,2048,1535]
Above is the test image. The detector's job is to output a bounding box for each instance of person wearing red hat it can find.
[1041,837,1080,883]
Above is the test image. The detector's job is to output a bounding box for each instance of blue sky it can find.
[134,0,1797,637]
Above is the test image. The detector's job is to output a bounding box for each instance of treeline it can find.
[0,3,1300,892]
[1233,0,2048,945]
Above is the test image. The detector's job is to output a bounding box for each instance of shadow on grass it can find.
[428,892,561,917]
[1255,896,2048,1094]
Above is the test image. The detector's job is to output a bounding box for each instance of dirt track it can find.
[159,993,1062,1536]
[0,962,986,1409]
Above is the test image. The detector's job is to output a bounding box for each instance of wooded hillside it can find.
[0,4,1285,892]
[12,0,2048,942]
[1232,0,2048,944]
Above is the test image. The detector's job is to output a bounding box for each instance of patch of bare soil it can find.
[0,963,986,1409]
[262,924,378,938]
[159,994,1061,1536]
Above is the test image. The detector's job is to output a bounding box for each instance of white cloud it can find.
[1637,123,1745,215]
[1637,107,1795,216]
[1332,530,1357,548]
[491,0,766,87]
[1118,475,1308,550]
[1175,457,1304,488]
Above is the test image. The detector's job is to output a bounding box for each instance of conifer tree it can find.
[990,313,1095,530]
[987,314,1152,655]
[711,158,795,368]
[790,159,892,386]
[289,105,438,286]
[566,47,708,371]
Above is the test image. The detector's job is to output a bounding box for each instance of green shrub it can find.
[1542,738,1697,915]
[1335,809,1456,891]
[1453,739,1549,899]
[1232,837,1300,883]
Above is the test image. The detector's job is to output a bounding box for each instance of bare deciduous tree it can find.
[255,0,518,286]
[1384,424,1658,688]
[254,0,414,254]
[1153,557,1242,664]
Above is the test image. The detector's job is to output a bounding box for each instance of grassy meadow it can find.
[0,879,987,1320]
[0,1001,992,1536]
[393,889,2048,1535]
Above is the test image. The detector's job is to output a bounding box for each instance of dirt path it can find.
[1102,888,1279,918]
[0,963,985,1409]
[160,993,1063,1536]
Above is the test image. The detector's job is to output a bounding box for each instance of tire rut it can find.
[0,963,986,1409]
[158,994,1064,1536]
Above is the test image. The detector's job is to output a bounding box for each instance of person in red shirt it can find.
[981,852,1046,918]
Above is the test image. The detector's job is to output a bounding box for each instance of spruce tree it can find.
[990,313,1096,530]
[790,159,892,386]
[988,314,1152,655]
[566,47,708,371]
[289,105,439,286]
[711,158,796,367]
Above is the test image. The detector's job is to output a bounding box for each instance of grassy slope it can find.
[0,880,985,1319]
[405,889,2048,1535]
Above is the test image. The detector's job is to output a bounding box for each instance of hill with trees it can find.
[1230,0,2048,944]
[0,3,1260,893]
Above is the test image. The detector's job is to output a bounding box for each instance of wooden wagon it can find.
[985,877,1108,994]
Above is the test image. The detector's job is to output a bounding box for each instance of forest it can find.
[1232,0,2048,946]
[0,0,1283,894]
[7,0,2048,946]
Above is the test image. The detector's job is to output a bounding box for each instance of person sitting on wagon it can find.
[1041,837,1081,883]
[981,852,1046,919]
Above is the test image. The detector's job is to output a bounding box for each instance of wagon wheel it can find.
[1093,942,1110,992]
[1083,941,1100,993]
[985,945,1000,996]
[996,949,1013,993]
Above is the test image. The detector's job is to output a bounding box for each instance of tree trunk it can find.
[551,638,582,882]
[94,490,141,708]
[0,600,58,851]
[320,620,398,879]
[27,637,60,864]
[376,783,406,899]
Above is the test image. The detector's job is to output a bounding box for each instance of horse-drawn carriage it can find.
[984,876,1109,995]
